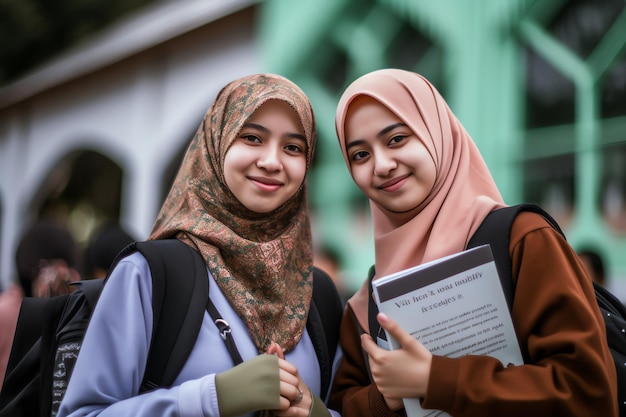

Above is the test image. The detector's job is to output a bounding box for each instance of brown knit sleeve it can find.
[423,211,617,416]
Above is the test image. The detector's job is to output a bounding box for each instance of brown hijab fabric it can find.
[335,69,505,330]
[150,74,316,353]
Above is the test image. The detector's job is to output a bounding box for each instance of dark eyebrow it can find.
[287,133,307,143]
[345,122,407,151]
[346,139,366,151]
[242,122,269,134]
[242,122,307,143]
[379,123,407,137]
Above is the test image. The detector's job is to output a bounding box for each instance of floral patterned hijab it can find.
[150,74,316,353]
[335,69,505,331]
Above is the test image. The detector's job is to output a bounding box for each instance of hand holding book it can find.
[361,312,432,410]
[370,245,523,417]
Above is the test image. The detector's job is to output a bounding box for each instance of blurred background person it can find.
[314,244,351,303]
[1,219,82,391]
[578,247,607,287]
[83,222,135,280]
[15,220,82,298]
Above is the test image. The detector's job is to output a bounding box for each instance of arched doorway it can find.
[33,150,125,246]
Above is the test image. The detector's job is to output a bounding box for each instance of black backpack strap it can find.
[74,279,105,312]
[42,279,105,416]
[0,296,67,417]
[595,280,626,416]
[130,239,209,391]
[4,296,65,379]
[467,203,566,310]
[367,266,382,342]
[595,281,626,320]
[307,267,343,400]
[205,298,243,366]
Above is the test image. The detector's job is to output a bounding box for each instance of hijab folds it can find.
[335,69,505,331]
[150,74,316,353]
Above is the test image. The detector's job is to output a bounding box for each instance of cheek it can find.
[285,157,307,186]
[415,151,437,188]
[350,166,372,194]
[223,149,244,188]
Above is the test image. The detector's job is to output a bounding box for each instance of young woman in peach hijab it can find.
[328,68,616,417]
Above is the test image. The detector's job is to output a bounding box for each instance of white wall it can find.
[0,7,261,289]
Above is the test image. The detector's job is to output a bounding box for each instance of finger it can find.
[290,385,303,404]
[383,395,405,411]
[276,384,292,411]
[278,380,304,409]
[277,357,298,377]
[276,386,309,416]
[377,312,416,349]
[278,379,299,396]
[279,367,299,386]
[266,341,278,355]
[360,333,379,356]
[266,341,287,360]
[273,343,286,360]
[272,407,296,417]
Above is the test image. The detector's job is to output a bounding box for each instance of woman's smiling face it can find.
[224,99,308,213]
[344,95,436,215]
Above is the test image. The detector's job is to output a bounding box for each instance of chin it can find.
[244,201,284,214]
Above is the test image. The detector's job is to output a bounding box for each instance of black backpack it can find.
[0,239,343,417]
[467,203,626,417]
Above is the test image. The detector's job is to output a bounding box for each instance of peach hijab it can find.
[335,69,505,331]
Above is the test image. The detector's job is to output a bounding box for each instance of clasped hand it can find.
[361,312,433,410]
[267,342,312,416]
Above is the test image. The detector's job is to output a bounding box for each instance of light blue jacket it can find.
[58,252,341,417]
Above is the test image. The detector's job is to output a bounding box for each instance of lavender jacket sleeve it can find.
[57,252,221,417]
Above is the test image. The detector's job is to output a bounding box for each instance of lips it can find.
[248,176,283,191]
[378,174,409,192]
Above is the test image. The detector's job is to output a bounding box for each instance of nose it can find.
[256,144,283,171]
[373,150,397,177]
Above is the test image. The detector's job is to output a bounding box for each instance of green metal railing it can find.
[260,0,626,292]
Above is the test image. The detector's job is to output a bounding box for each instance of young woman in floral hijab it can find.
[328,69,616,417]
[59,74,341,417]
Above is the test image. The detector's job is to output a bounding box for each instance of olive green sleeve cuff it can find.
[309,389,331,417]
[215,354,280,417]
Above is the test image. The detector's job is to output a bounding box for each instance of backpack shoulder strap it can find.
[307,267,343,400]
[129,239,209,390]
[467,203,565,309]
[41,279,105,416]
[4,296,66,376]
[595,281,626,319]
[0,295,68,417]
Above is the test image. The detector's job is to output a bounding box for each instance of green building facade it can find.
[257,0,626,293]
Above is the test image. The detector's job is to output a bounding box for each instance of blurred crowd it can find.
[0,219,135,390]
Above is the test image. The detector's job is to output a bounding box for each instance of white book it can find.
[371,244,523,417]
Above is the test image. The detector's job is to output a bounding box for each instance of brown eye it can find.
[241,134,261,143]
[352,150,369,161]
[389,135,407,145]
[284,144,304,153]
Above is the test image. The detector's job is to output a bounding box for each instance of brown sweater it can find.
[329,211,617,416]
